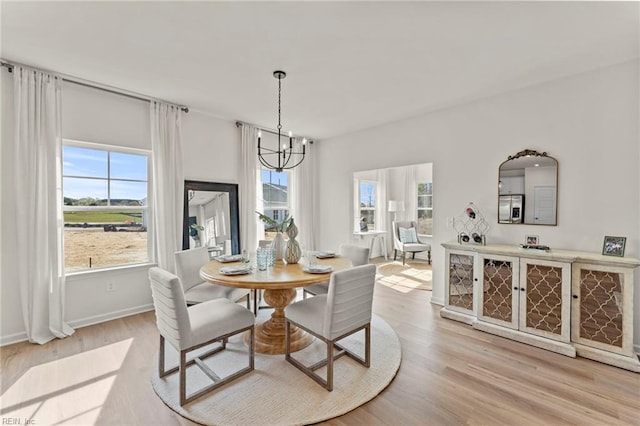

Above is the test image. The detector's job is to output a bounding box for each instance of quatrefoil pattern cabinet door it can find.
[571,263,634,357]
[478,254,519,329]
[519,259,571,342]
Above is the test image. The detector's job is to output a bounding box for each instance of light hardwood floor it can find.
[1,267,639,425]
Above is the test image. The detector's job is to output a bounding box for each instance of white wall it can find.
[316,61,640,343]
[0,74,241,345]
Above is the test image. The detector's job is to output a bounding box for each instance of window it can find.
[359,181,376,231]
[417,182,433,236]
[63,142,150,271]
[261,169,289,239]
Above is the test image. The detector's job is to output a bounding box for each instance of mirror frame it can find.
[182,180,241,253]
[498,149,558,226]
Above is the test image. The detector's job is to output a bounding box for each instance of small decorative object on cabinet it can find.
[441,242,640,372]
[602,235,626,257]
[453,202,490,245]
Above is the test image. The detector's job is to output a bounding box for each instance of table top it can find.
[353,230,387,236]
[200,256,352,290]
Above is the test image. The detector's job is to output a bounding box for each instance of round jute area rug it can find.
[151,314,401,426]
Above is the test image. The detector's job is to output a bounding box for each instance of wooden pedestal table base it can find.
[243,288,314,354]
[200,256,352,355]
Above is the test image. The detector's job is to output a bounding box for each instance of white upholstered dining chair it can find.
[392,220,431,265]
[149,267,255,405]
[303,244,370,299]
[285,264,377,391]
[175,246,251,307]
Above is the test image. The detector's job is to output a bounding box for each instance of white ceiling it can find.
[2,1,638,140]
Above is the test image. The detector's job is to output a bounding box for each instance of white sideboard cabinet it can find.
[441,243,640,372]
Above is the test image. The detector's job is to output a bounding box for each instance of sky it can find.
[360,182,376,207]
[63,146,148,200]
[261,169,288,186]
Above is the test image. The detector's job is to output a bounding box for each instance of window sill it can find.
[66,262,157,279]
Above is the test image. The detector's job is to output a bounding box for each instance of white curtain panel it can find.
[403,166,418,222]
[239,125,263,253]
[12,66,73,343]
[291,137,317,251]
[150,102,184,273]
[375,169,391,255]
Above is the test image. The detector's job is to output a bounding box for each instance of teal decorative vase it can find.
[285,219,302,264]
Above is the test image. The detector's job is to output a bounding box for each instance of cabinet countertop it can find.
[442,242,640,268]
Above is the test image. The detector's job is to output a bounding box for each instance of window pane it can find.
[417,209,433,235]
[110,180,148,203]
[360,210,375,231]
[110,152,148,180]
[360,182,376,208]
[63,146,107,178]
[418,195,433,208]
[64,210,148,271]
[262,170,289,209]
[63,177,107,205]
[63,143,150,272]
[418,183,432,195]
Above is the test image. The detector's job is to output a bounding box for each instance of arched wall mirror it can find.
[498,149,558,225]
[182,180,241,255]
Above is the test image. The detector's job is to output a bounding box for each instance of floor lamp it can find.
[388,200,405,223]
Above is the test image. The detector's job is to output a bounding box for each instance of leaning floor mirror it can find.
[182,180,241,256]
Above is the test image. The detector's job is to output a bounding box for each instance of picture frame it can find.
[525,235,539,245]
[602,236,626,257]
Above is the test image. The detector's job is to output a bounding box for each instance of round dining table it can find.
[200,256,352,355]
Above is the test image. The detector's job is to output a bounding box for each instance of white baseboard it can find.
[1,331,29,347]
[1,304,154,347]
[68,303,154,329]
[430,296,444,305]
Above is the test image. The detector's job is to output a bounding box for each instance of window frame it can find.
[417,182,433,237]
[261,168,291,236]
[358,179,377,232]
[62,139,152,273]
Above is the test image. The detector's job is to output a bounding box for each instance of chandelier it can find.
[258,70,306,172]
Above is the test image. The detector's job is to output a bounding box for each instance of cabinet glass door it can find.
[520,263,563,336]
[447,253,475,313]
[479,255,518,329]
[572,264,632,355]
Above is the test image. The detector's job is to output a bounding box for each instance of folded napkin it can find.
[315,251,335,259]
[220,265,253,275]
[305,264,333,273]
[215,254,243,263]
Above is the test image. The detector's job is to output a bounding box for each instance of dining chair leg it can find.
[159,335,166,378]
[326,339,334,391]
[253,289,258,316]
[365,323,371,368]
[428,250,431,264]
[179,349,187,406]
[393,249,397,261]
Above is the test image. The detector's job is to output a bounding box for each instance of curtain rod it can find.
[1,59,189,113]
[235,120,314,144]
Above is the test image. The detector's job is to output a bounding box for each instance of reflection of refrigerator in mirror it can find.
[499,195,524,223]
[533,186,556,224]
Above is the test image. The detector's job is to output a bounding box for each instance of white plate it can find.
[303,266,333,274]
[215,254,243,263]
[220,265,253,275]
